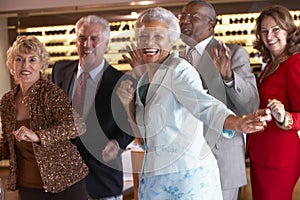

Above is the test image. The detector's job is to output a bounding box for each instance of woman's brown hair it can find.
[253,5,300,62]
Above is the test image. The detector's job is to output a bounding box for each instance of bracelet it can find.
[275,112,293,130]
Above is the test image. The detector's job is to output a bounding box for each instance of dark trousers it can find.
[18,179,87,200]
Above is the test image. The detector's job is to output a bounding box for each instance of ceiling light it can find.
[130,12,139,19]
[130,1,156,6]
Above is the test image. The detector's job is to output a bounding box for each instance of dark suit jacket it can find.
[52,60,134,198]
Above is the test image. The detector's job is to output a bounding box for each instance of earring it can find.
[10,69,15,76]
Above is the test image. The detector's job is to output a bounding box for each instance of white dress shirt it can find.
[73,60,106,120]
[186,36,213,67]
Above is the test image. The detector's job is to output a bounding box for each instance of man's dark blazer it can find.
[52,60,134,198]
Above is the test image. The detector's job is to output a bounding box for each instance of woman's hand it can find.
[267,99,285,123]
[123,43,145,79]
[117,80,144,145]
[12,126,40,142]
[239,108,272,133]
[117,80,135,106]
[224,108,272,134]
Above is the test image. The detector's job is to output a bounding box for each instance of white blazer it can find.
[135,52,234,176]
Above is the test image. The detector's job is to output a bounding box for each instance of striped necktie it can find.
[186,47,196,65]
[73,72,90,116]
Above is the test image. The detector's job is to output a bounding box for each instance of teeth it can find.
[144,48,158,55]
[268,40,277,45]
[144,48,157,53]
[21,71,31,75]
[181,26,190,33]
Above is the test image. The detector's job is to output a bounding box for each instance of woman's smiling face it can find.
[13,52,42,87]
[136,20,172,65]
[260,16,288,60]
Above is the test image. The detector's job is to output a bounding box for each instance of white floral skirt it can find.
[138,165,223,200]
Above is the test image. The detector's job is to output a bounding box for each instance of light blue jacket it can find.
[136,52,234,176]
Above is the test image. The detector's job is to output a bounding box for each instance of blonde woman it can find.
[0,36,88,200]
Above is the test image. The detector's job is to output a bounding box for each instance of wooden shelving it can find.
[18,10,300,74]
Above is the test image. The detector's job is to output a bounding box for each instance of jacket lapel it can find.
[197,39,227,104]
[144,59,169,105]
[62,61,78,101]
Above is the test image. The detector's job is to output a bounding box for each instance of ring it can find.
[242,115,247,119]
[257,115,262,122]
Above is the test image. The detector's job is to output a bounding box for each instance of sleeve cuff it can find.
[222,129,235,138]
[223,79,234,88]
[275,112,293,130]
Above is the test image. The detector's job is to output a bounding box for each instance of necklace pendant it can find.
[21,96,29,107]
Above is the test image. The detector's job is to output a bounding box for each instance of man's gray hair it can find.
[75,15,111,41]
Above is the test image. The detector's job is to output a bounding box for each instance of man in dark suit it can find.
[52,15,134,200]
[179,1,259,200]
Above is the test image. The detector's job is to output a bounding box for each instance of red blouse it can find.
[248,53,300,167]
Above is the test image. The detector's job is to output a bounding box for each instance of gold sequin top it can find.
[0,79,89,193]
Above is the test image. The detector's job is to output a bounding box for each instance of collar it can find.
[13,78,45,97]
[77,59,105,81]
[187,36,213,56]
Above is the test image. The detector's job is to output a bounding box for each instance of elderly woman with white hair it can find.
[117,7,271,199]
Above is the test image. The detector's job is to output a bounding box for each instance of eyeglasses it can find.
[178,13,213,21]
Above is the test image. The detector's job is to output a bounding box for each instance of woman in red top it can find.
[248,5,300,200]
